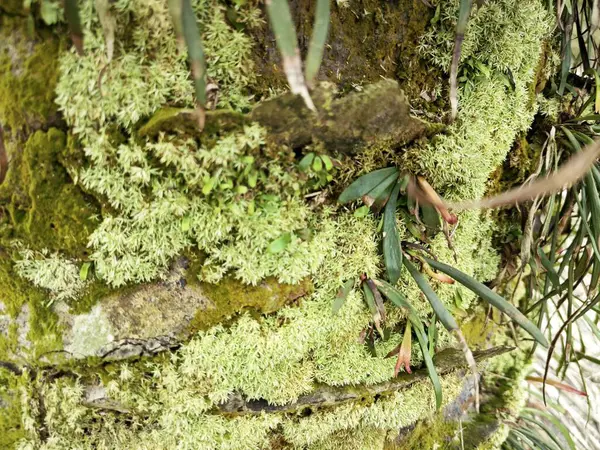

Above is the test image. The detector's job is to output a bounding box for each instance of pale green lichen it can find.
[14,249,86,302]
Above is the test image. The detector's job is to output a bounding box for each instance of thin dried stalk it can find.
[449,0,472,120]
[0,126,7,185]
[452,139,600,211]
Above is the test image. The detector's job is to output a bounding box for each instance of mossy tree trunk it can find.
[0,1,553,449]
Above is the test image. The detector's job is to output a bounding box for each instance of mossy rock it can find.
[140,80,432,156]
[0,14,63,132]
[54,259,313,361]
[0,128,100,256]
[0,255,63,363]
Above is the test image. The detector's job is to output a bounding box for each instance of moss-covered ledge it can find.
[1,257,313,363]
[138,80,435,154]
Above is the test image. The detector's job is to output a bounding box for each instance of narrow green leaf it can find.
[265,0,315,110]
[559,23,573,95]
[338,167,398,204]
[181,0,207,128]
[537,248,560,288]
[428,317,437,357]
[399,209,424,241]
[420,204,441,231]
[449,0,473,119]
[332,279,353,314]
[424,257,549,347]
[521,408,576,450]
[168,0,184,43]
[304,0,330,85]
[267,232,292,253]
[80,262,91,281]
[362,282,383,336]
[383,181,402,284]
[404,258,458,332]
[65,0,84,55]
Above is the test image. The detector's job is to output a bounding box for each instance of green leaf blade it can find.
[383,181,402,284]
[338,167,398,204]
[404,258,458,332]
[424,257,549,347]
[305,0,330,85]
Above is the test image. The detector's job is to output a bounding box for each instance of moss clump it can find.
[0,129,100,256]
[412,0,553,201]
[0,15,62,131]
[0,370,28,449]
[0,256,63,362]
[190,276,313,331]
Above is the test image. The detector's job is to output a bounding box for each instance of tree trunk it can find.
[0,1,553,448]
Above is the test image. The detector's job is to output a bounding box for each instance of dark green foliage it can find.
[383,181,402,284]
[64,0,83,55]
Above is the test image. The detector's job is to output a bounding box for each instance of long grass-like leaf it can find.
[537,248,560,288]
[383,181,402,284]
[265,0,315,111]
[338,167,398,204]
[362,282,383,336]
[305,0,330,86]
[449,0,472,120]
[424,256,549,347]
[64,0,84,55]
[168,0,184,45]
[95,0,115,62]
[403,258,478,409]
[404,259,458,331]
[181,0,207,129]
[521,408,576,450]
[373,279,442,409]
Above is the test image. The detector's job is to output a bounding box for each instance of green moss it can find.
[0,15,62,131]
[0,256,63,362]
[395,414,460,449]
[0,129,100,256]
[190,276,313,331]
[0,371,28,449]
[136,107,248,140]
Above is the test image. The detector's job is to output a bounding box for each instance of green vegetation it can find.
[1,0,586,448]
